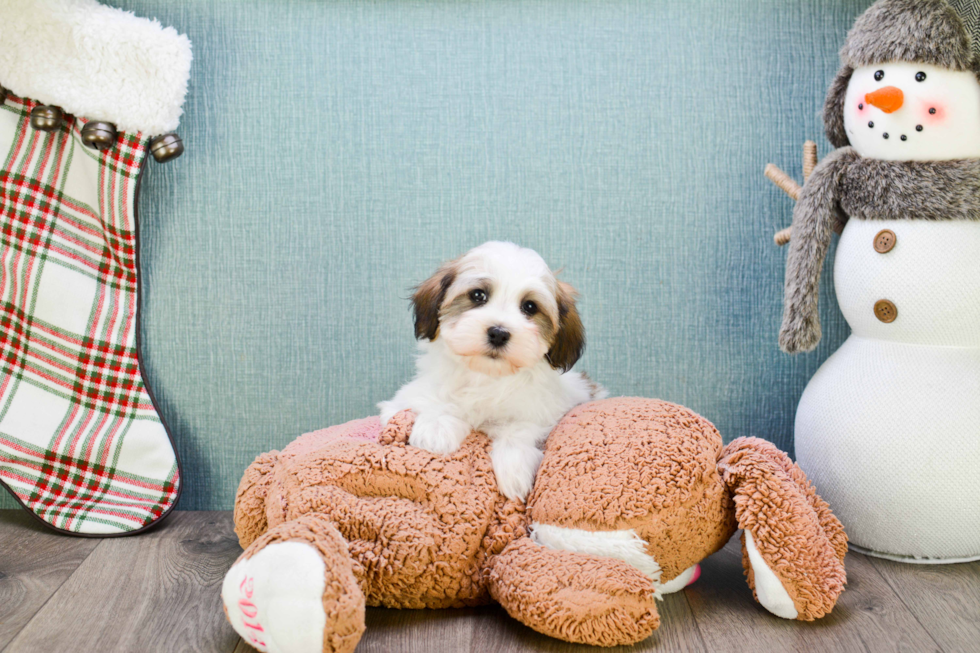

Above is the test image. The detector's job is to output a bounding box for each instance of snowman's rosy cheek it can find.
[922,103,945,123]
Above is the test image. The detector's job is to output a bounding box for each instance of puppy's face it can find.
[412,241,584,376]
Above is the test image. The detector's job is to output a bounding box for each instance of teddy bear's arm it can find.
[487,538,660,647]
[233,450,281,549]
[718,437,847,621]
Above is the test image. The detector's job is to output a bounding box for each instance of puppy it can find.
[379,241,605,501]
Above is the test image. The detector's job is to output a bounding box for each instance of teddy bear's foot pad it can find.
[223,541,329,653]
[744,531,797,619]
[658,563,701,594]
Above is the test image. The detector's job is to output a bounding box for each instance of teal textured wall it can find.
[0,0,867,510]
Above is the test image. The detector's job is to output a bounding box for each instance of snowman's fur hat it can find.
[825,0,979,148]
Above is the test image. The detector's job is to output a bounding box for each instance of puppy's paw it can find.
[491,444,544,502]
[377,400,400,426]
[409,412,471,455]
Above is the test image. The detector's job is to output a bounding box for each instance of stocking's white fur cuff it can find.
[0,0,192,135]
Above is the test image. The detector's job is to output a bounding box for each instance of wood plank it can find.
[233,637,254,653]
[869,555,980,652]
[0,510,101,649]
[467,596,705,653]
[233,586,705,653]
[360,607,476,653]
[684,535,942,653]
[5,511,243,653]
[231,603,481,652]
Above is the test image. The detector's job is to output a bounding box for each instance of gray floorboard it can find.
[869,555,980,653]
[3,511,978,653]
[2,511,241,653]
[0,511,100,649]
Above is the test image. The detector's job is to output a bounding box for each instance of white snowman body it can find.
[793,61,980,562]
[796,219,980,561]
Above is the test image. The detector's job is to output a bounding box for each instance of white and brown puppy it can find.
[379,241,604,501]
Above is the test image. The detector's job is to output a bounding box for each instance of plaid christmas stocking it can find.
[0,0,192,535]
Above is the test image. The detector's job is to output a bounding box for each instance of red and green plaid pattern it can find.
[0,93,180,535]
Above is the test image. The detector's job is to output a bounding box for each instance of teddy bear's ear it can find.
[718,437,847,621]
[412,260,458,340]
[546,281,585,372]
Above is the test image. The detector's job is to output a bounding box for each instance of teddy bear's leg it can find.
[719,437,847,621]
[233,450,281,549]
[222,513,366,653]
[487,538,660,647]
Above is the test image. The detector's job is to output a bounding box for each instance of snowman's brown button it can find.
[873,229,896,253]
[874,299,898,323]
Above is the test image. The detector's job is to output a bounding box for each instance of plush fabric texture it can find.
[487,537,661,647]
[527,397,736,582]
[779,149,980,352]
[225,397,847,649]
[837,157,980,221]
[779,148,858,353]
[826,0,979,147]
[0,0,192,135]
[233,412,527,609]
[237,514,366,653]
[843,0,974,71]
[718,438,847,621]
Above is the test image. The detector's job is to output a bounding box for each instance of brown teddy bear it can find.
[222,398,846,652]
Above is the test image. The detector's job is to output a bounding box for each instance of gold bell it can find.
[30,106,64,131]
[81,121,117,150]
[149,133,184,163]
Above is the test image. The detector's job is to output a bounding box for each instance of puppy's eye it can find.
[915,71,926,82]
[521,300,538,316]
[874,70,884,81]
[469,289,488,304]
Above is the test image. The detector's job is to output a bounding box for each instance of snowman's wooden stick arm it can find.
[768,141,836,246]
[765,164,801,201]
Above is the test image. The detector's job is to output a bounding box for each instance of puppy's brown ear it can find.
[412,261,457,340]
[546,281,585,372]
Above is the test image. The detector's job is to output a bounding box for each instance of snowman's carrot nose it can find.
[865,86,904,113]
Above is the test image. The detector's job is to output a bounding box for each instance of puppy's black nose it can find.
[487,326,511,348]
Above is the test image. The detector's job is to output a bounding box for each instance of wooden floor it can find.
[1,511,978,652]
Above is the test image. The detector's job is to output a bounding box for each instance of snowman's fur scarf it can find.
[825,0,979,148]
[780,148,980,354]
[0,0,192,135]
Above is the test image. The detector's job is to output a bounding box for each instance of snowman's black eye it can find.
[874,70,885,81]
[916,72,927,82]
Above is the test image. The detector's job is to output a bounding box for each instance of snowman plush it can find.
[780,0,980,563]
